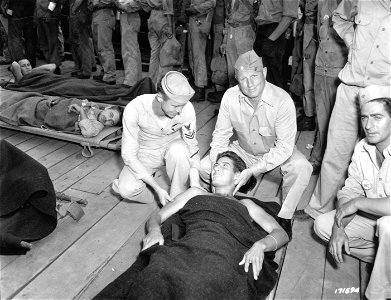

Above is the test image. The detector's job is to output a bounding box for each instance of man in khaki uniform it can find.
[116,0,143,87]
[186,0,216,102]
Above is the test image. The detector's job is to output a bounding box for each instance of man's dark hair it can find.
[106,105,124,126]
[216,151,247,173]
[368,98,391,117]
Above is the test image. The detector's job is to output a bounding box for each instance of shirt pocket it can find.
[258,126,275,150]
[258,126,273,136]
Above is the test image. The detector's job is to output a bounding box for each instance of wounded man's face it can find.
[19,59,32,75]
[211,156,237,187]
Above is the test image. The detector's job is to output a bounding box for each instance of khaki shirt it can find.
[255,0,298,25]
[314,0,348,77]
[121,94,200,180]
[333,0,391,87]
[147,0,174,14]
[337,139,390,207]
[210,82,296,175]
[225,0,255,25]
[191,0,216,15]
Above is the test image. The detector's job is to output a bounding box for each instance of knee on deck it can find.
[112,179,153,203]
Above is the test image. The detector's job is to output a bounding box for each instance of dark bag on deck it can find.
[0,140,57,255]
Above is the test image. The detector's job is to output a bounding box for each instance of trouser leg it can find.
[89,37,96,69]
[310,74,340,165]
[302,23,316,117]
[279,148,312,219]
[78,14,93,76]
[314,210,377,263]
[305,83,360,218]
[69,16,81,71]
[120,12,142,86]
[254,24,286,88]
[23,17,36,67]
[92,9,116,82]
[164,139,191,198]
[57,22,64,59]
[211,23,225,90]
[148,29,160,86]
[366,216,391,300]
[188,16,210,88]
[38,18,60,66]
[8,17,24,61]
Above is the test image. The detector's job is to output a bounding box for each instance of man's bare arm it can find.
[268,16,294,41]
[142,187,207,250]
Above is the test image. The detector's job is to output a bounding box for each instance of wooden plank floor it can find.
[0,60,367,299]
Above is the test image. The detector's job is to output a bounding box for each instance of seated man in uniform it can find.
[112,71,201,206]
[200,50,313,238]
[314,85,391,300]
[95,151,289,299]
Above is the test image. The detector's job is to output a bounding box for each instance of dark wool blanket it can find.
[0,89,86,132]
[1,70,156,106]
[95,195,280,300]
[0,140,57,255]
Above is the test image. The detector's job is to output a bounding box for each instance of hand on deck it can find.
[239,241,266,281]
[329,225,351,264]
[142,229,164,251]
[233,168,254,195]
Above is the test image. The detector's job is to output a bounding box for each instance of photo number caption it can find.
[334,287,359,294]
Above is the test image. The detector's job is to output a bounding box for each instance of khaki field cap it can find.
[234,50,263,72]
[161,71,195,103]
[359,85,391,107]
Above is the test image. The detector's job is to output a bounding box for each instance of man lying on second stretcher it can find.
[0,88,122,138]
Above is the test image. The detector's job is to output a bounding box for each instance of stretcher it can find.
[0,120,123,157]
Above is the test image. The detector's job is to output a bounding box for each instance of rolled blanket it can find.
[0,140,57,255]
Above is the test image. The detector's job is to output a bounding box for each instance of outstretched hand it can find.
[233,168,253,195]
[239,241,265,280]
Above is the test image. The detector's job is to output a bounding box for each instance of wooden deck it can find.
[0,61,368,299]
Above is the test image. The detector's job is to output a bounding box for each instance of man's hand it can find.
[239,241,265,280]
[156,188,172,206]
[304,39,317,60]
[233,168,253,195]
[68,103,82,113]
[335,200,358,228]
[219,43,226,55]
[185,7,198,17]
[142,228,164,250]
[329,225,351,264]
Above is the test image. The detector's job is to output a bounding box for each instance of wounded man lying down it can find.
[95,151,289,300]
[0,89,122,137]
